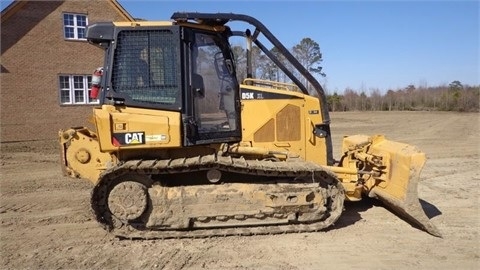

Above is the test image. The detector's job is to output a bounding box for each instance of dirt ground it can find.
[1,111,479,269]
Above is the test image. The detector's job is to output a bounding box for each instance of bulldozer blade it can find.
[366,136,442,237]
[370,188,442,237]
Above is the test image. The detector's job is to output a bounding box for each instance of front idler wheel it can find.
[108,181,148,221]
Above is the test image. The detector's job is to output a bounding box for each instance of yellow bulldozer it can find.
[59,12,441,238]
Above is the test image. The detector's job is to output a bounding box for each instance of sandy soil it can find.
[1,111,479,269]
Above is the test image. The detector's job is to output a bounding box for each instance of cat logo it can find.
[125,132,144,144]
[112,132,145,146]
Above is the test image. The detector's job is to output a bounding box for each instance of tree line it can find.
[231,39,479,112]
[327,81,479,112]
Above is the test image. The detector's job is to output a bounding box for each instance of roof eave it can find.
[1,0,135,24]
[1,0,27,23]
[109,0,134,22]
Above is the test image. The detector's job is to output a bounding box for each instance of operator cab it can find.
[86,21,242,146]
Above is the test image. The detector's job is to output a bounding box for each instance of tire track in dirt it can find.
[0,203,37,214]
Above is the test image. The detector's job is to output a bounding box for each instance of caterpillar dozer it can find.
[59,12,441,239]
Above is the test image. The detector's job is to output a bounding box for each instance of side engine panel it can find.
[94,105,182,152]
[239,83,329,165]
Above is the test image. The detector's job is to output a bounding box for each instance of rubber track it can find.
[91,154,345,239]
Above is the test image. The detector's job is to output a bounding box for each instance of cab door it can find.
[183,29,242,145]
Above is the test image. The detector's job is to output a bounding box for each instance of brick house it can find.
[1,0,134,142]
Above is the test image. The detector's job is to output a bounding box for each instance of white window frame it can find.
[63,13,88,40]
[59,75,99,105]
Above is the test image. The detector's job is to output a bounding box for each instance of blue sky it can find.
[2,0,478,94]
